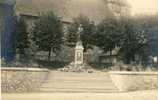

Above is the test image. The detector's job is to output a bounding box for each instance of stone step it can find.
[41,82,115,87]
[46,73,111,81]
[45,79,112,83]
[46,77,110,80]
[39,71,118,93]
[41,80,116,85]
[45,79,112,81]
[46,76,111,79]
[39,88,118,93]
[40,86,117,90]
[47,71,109,77]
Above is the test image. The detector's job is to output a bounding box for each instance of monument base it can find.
[58,61,94,73]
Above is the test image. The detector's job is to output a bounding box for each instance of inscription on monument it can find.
[77,52,82,61]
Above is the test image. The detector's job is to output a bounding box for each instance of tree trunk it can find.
[125,54,130,64]
[48,49,51,62]
[109,49,112,65]
[53,48,56,61]
[19,49,25,62]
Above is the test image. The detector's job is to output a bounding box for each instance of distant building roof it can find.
[15,0,113,24]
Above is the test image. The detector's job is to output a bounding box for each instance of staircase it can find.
[39,71,118,93]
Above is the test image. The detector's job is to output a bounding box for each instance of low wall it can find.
[1,67,49,93]
[109,71,158,91]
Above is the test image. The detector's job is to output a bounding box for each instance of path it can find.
[2,90,158,100]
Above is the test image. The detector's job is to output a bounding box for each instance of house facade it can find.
[15,0,131,30]
[15,0,131,43]
[1,0,16,61]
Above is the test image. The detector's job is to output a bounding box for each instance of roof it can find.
[15,0,113,24]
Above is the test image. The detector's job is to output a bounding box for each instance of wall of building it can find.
[1,3,16,61]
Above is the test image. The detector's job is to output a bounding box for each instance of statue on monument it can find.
[76,24,83,46]
[77,24,83,41]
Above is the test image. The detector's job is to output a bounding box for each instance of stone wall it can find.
[1,67,49,93]
[109,71,158,91]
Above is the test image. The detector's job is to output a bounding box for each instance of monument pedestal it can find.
[75,41,84,68]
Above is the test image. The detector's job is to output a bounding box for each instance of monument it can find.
[58,24,93,72]
[75,24,84,68]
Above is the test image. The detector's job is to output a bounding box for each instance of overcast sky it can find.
[128,0,158,15]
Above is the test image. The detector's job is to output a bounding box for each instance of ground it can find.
[2,90,158,100]
[2,70,158,100]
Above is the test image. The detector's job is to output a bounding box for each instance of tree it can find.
[93,17,151,64]
[94,17,121,56]
[66,15,96,51]
[32,12,63,61]
[133,15,158,64]
[14,17,29,58]
[118,18,151,64]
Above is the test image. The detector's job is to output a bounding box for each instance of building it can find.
[16,0,112,23]
[15,0,131,43]
[107,0,131,17]
[1,0,16,61]
[15,0,131,28]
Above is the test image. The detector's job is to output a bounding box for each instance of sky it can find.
[128,0,158,15]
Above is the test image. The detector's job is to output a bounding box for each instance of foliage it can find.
[134,14,158,57]
[36,59,69,69]
[89,62,111,71]
[32,11,63,61]
[118,18,151,64]
[66,15,96,51]
[14,17,29,57]
[93,18,121,54]
[92,17,151,64]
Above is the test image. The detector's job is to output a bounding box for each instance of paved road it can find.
[2,90,158,100]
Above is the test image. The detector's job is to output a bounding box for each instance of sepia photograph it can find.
[1,0,158,100]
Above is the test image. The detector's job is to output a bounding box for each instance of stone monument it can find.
[58,24,93,72]
[75,24,84,68]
